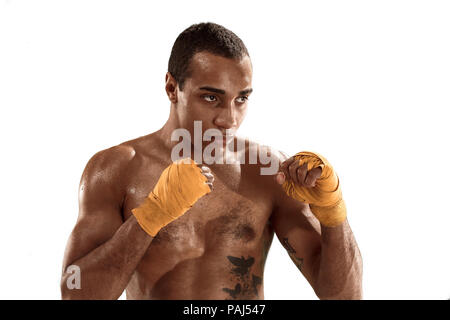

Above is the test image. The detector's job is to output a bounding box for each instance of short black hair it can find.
[168,22,250,90]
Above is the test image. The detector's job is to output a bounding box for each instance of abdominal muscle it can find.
[126,247,265,300]
[124,213,271,300]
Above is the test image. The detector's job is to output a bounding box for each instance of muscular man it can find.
[60,22,362,300]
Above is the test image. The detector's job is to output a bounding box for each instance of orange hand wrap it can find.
[132,158,211,236]
[282,151,347,227]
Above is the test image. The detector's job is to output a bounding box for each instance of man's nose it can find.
[214,105,237,130]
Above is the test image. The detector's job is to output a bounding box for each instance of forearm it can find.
[314,219,363,299]
[61,216,153,300]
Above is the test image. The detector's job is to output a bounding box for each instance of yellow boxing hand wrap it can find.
[282,151,347,227]
[132,158,211,237]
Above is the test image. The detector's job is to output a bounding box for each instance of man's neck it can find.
[156,106,181,152]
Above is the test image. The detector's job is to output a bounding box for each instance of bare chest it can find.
[122,163,274,253]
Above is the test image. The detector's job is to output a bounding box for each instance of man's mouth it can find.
[223,129,236,139]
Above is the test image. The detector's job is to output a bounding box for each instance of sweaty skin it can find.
[128,139,277,300]
[62,136,278,299]
[61,51,362,300]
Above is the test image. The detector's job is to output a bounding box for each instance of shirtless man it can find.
[60,22,362,300]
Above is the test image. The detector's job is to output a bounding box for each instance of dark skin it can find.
[61,51,362,299]
[274,160,363,298]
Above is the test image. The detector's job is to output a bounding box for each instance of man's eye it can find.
[236,96,249,104]
[203,95,217,102]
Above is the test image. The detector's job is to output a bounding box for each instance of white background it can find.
[0,0,449,300]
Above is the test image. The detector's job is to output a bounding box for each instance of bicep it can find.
[62,207,123,272]
[62,149,127,271]
[271,193,322,287]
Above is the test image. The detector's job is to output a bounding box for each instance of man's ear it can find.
[165,72,178,104]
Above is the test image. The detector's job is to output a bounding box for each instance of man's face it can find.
[174,51,253,148]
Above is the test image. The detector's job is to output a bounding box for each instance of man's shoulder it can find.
[84,132,164,179]
[82,144,136,184]
[95,144,136,165]
[93,132,159,164]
